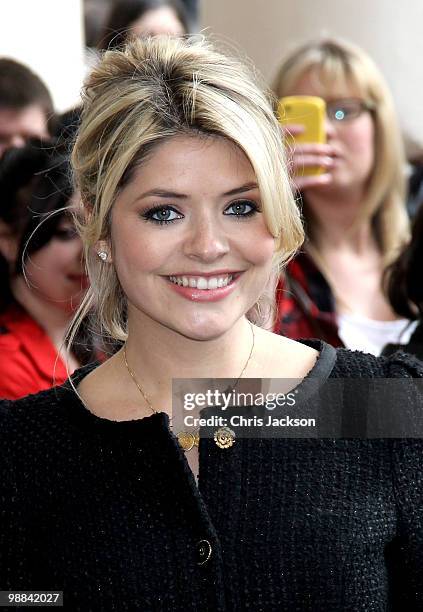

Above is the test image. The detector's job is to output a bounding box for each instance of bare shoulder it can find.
[251,326,319,379]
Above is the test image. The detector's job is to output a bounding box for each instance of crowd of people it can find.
[1,1,423,609]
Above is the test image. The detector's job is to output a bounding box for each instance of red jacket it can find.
[0,304,69,400]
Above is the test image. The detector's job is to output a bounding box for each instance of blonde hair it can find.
[273,37,409,261]
[70,35,303,344]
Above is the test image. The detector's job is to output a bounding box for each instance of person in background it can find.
[0,141,94,399]
[97,0,190,51]
[0,59,54,158]
[84,0,114,49]
[179,0,198,24]
[54,107,82,150]
[382,202,423,360]
[85,0,196,48]
[273,38,412,356]
[407,152,423,219]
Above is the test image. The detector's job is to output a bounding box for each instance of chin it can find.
[171,316,234,343]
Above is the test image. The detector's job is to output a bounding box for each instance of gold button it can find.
[196,539,212,565]
[214,426,235,449]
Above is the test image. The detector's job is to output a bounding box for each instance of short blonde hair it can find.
[273,38,409,261]
[70,35,303,343]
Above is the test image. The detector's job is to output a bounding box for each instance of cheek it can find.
[28,243,78,278]
[244,226,276,267]
[346,117,375,158]
[112,224,168,274]
[49,245,75,271]
[25,247,55,277]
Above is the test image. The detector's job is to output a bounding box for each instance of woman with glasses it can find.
[273,38,413,355]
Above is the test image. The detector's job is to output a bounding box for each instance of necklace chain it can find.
[122,321,255,418]
[123,344,157,415]
[224,321,255,393]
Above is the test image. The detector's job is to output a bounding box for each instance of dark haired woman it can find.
[0,141,93,399]
[97,0,189,51]
[383,204,423,360]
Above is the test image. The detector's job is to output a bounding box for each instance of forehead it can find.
[124,135,256,192]
[290,67,365,100]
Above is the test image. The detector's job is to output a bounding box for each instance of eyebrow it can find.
[222,182,259,197]
[136,182,259,200]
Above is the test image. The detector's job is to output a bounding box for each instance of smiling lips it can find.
[166,272,241,302]
[169,273,233,290]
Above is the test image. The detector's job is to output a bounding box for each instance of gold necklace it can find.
[123,321,255,451]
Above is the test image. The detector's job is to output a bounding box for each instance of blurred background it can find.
[1,0,422,154]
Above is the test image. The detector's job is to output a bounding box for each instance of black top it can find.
[383,320,423,361]
[1,341,423,611]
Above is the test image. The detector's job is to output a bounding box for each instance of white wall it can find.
[201,0,423,153]
[1,0,85,112]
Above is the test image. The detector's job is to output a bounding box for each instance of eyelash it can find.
[141,200,260,226]
[141,205,183,226]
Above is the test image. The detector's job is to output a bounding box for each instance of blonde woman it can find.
[0,36,422,611]
[273,38,414,355]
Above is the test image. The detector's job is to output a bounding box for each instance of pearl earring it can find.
[97,251,108,261]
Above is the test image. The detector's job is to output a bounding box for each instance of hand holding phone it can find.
[278,95,334,188]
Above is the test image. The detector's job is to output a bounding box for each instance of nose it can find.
[183,216,230,262]
[324,116,336,142]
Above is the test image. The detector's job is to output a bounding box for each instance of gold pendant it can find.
[176,431,196,451]
[176,431,200,452]
[214,426,235,449]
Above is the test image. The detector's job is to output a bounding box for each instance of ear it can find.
[94,240,112,263]
[0,221,19,264]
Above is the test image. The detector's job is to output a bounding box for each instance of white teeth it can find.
[197,277,208,290]
[168,274,234,290]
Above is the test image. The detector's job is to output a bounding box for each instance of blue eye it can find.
[224,200,259,217]
[142,206,184,225]
[327,100,367,122]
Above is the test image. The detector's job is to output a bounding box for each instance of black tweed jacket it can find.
[1,341,423,611]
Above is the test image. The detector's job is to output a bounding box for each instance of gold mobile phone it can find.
[277,95,326,176]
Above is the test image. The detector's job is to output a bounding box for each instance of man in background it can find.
[0,58,54,158]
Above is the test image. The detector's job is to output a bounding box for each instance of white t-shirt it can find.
[338,313,418,356]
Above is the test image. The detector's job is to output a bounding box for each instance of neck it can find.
[304,186,376,254]
[11,276,74,350]
[123,313,254,391]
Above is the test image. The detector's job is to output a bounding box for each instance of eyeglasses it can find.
[326,98,374,122]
